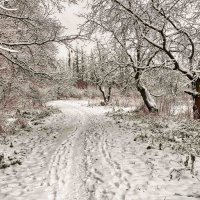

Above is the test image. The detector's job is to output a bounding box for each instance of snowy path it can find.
[0,100,200,200]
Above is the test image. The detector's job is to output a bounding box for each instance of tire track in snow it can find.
[45,103,92,200]
[46,127,77,200]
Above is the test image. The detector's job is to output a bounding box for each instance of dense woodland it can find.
[1,0,200,119]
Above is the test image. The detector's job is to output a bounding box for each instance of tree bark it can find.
[193,78,200,119]
[98,85,112,104]
[136,80,158,113]
[135,71,158,113]
[107,86,112,102]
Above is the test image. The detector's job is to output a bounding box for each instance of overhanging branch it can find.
[184,90,200,97]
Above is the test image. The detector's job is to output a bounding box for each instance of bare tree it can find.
[86,41,123,104]
[110,0,200,118]
[82,0,159,112]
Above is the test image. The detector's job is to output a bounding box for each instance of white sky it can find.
[56,3,85,35]
[56,2,87,59]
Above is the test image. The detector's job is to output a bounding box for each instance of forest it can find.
[0,0,200,199]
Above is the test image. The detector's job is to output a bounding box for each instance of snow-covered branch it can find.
[0,5,17,11]
[184,90,200,97]
[0,45,18,53]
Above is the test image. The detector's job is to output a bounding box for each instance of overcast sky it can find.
[56,2,87,59]
[56,2,86,35]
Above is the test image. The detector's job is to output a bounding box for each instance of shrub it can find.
[15,118,29,129]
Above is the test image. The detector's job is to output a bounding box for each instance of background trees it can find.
[86,41,125,104]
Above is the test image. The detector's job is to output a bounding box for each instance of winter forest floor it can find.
[0,100,200,200]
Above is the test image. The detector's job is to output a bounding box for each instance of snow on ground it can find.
[0,100,200,200]
[170,104,192,115]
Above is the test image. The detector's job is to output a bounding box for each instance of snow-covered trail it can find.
[0,100,200,200]
[46,101,96,200]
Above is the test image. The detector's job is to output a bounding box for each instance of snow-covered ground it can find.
[0,100,199,200]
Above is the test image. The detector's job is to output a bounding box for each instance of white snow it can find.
[6,117,17,123]
[0,100,199,200]
[170,104,192,115]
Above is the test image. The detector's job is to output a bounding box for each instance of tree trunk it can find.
[136,81,158,113]
[107,86,112,102]
[98,85,112,104]
[135,71,158,113]
[193,78,200,119]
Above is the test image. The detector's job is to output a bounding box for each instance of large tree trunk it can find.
[135,71,158,113]
[98,85,112,104]
[193,78,200,119]
[136,81,158,113]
